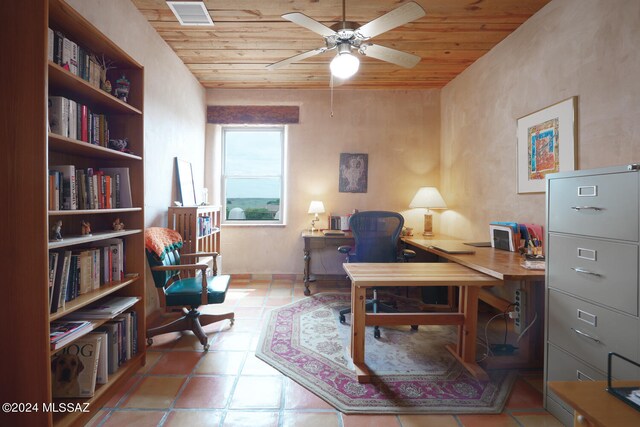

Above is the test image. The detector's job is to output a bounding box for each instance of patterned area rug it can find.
[256,293,516,414]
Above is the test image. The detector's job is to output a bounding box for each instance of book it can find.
[100,167,132,208]
[51,334,102,398]
[48,96,69,137]
[64,296,139,320]
[47,28,54,61]
[49,320,92,350]
[89,331,109,384]
[94,323,119,374]
[49,165,77,210]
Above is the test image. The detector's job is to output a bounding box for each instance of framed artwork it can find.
[175,158,197,206]
[517,97,577,193]
[339,153,368,193]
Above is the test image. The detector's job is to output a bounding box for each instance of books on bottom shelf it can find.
[50,320,92,350]
[51,334,102,398]
[50,311,138,398]
[64,296,139,320]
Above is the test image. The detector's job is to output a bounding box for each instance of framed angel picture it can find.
[516,97,577,193]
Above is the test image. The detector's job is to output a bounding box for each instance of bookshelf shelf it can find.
[49,133,142,160]
[49,207,142,216]
[49,276,139,322]
[48,61,142,115]
[48,229,142,249]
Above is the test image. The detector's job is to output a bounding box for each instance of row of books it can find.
[48,239,125,314]
[48,95,110,146]
[48,28,102,90]
[197,215,214,237]
[328,214,352,231]
[48,164,132,210]
[51,307,138,398]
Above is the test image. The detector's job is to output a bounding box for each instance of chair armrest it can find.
[181,252,219,259]
[402,249,417,260]
[150,263,208,272]
[338,245,352,254]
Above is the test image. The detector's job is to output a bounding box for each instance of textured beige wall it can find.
[440,0,640,241]
[206,89,441,274]
[67,0,206,312]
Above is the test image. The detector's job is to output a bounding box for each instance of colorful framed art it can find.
[516,97,577,193]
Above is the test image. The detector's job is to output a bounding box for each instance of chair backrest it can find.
[146,249,181,289]
[349,211,404,263]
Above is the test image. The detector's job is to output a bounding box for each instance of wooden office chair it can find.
[337,211,416,338]
[144,227,234,351]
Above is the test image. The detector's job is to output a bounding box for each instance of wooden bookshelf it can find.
[1,1,145,425]
[168,205,222,255]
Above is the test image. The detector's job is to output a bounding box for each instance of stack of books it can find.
[520,254,545,270]
[50,320,92,350]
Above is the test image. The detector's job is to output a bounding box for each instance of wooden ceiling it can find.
[131,0,551,89]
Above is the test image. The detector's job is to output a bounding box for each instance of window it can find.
[222,126,285,224]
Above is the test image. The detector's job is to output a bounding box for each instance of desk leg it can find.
[446,285,488,381]
[351,285,372,382]
[303,249,311,296]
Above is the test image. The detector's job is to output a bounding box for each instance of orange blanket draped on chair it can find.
[144,227,183,261]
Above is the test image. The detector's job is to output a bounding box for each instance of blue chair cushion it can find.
[165,274,230,307]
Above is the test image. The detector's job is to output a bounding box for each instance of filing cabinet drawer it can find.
[548,172,639,241]
[546,343,605,382]
[547,234,639,315]
[547,289,640,379]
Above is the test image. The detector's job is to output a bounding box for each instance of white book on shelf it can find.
[48,96,69,137]
[49,165,77,210]
[64,296,139,320]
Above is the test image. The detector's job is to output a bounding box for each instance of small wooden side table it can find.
[548,380,640,426]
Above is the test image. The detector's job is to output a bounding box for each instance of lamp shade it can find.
[308,200,325,214]
[409,187,447,209]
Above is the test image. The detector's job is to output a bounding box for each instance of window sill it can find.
[222,222,286,227]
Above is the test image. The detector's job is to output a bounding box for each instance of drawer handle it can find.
[571,267,602,277]
[571,328,601,343]
[571,206,603,211]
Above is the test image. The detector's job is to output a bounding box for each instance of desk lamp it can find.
[409,187,447,236]
[308,201,325,232]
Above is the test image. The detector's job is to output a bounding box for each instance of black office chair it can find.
[337,211,416,338]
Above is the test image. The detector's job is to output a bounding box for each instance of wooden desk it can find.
[548,381,640,426]
[344,262,502,383]
[301,230,353,296]
[402,236,545,370]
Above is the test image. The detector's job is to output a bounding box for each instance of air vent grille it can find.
[167,1,214,26]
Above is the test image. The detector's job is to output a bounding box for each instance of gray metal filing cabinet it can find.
[544,164,640,426]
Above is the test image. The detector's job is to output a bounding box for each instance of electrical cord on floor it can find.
[477,303,517,362]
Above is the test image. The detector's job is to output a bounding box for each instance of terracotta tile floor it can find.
[90,278,562,427]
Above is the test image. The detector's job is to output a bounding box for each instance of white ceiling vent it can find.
[167,1,214,26]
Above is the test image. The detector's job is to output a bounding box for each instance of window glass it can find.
[222,127,285,224]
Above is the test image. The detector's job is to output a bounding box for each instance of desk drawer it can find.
[547,290,640,379]
[548,172,639,241]
[547,234,638,315]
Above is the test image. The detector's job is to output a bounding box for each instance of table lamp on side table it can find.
[308,201,325,232]
[409,187,447,236]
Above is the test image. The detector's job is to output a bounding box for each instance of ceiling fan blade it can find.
[360,44,421,68]
[282,12,336,37]
[356,2,426,39]
[266,47,327,71]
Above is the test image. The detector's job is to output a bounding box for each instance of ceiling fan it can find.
[266,1,426,80]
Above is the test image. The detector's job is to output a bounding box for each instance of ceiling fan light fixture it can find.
[330,46,360,79]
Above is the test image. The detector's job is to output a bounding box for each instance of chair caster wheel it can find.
[339,314,346,324]
[411,325,419,331]
[203,343,210,351]
[230,318,235,327]
[146,338,153,346]
[374,329,381,339]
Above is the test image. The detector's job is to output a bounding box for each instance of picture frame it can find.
[339,153,368,193]
[517,97,577,193]
[175,158,197,206]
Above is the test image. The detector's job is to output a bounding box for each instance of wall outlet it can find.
[514,289,526,334]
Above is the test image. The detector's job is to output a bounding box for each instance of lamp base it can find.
[423,213,433,236]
